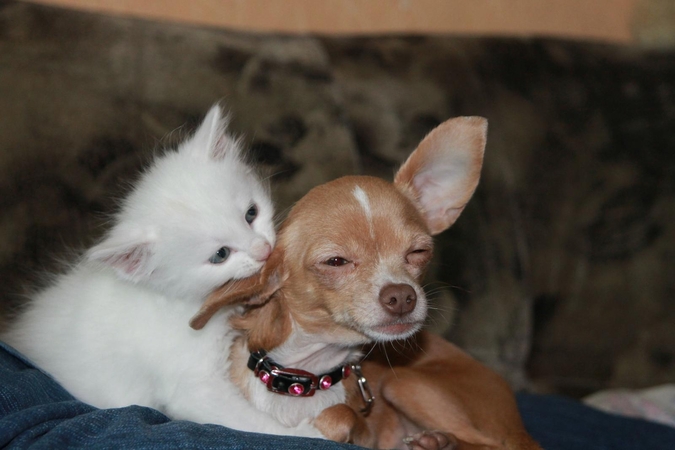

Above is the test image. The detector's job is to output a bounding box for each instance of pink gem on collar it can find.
[289,383,305,396]
[319,375,333,390]
[259,370,270,384]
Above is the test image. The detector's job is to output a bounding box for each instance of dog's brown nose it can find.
[379,283,417,317]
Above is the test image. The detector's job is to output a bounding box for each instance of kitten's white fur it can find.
[2,105,321,437]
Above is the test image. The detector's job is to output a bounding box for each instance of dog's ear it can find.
[394,116,487,235]
[231,290,293,352]
[189,246,286,330]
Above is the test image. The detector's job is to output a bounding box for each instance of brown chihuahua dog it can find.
[189,116,541,449]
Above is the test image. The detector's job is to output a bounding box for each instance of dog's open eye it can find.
[245,204,258,225]
[209,247,231,264]
[324,257,350,267]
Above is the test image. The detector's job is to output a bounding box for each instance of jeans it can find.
[2,341,674,449]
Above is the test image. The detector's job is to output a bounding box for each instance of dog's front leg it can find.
[314,403,372,446]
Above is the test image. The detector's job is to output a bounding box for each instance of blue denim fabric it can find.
[2,340,675,449]
[518,392,675,450]
[0,341,360,449]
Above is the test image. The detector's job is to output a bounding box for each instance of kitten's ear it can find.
[394,116,487,235]
[189,246,286,330]
[188,104,239,161]
[87,230,155,282]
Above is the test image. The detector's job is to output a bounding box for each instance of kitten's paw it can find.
[403,430,458,450]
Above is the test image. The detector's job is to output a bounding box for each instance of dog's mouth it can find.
[368,320,424,341]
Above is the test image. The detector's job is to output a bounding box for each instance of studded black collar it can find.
[247,349,352,397]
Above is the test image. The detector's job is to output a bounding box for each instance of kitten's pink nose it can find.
[253,241,272,262]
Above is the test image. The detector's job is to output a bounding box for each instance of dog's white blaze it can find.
[353,185,375,239]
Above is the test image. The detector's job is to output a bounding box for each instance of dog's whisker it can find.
[381,343,398,379]
[361,343,378,363]
[404,337,420,355]
[433,312,450,323]
[272,205,294,228]
[424,286,451,296]
[426,303,453,311]
[421,280,450,289]
[426,307,453,319]
[417,346,430,358]
[422,279,472,295]
[425,301,455,310]
[391,341,407,358]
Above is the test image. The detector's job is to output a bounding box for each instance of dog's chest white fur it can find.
[247,373,348,428]
[240,329,358,428]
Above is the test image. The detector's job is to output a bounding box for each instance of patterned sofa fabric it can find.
[1,2,674,396]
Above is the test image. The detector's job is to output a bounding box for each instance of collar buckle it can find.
[352,364,375,415]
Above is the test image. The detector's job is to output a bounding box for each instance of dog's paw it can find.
[313,403,366,444]
[403,430,458,450]
[294,418,326,439]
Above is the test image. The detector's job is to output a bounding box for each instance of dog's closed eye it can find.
[405,248,432,266]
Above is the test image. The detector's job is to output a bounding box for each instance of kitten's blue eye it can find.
[245,204,258,225]
[209,247,230,264]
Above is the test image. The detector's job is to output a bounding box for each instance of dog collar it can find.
[247,349,352,397]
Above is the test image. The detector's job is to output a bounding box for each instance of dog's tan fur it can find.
[317,331,542,449]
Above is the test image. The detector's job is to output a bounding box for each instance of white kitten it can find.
[2,105,321,437]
